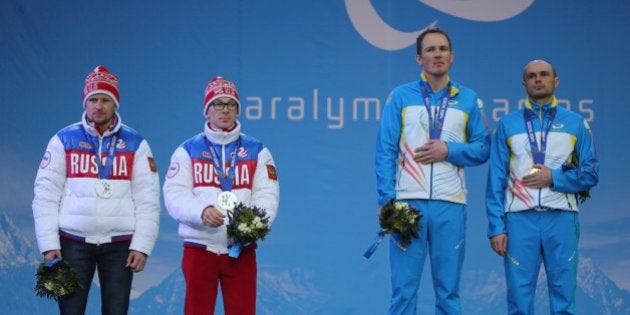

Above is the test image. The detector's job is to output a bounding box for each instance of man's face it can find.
[85,94,116,128]
[416,33,453,78]
[522,61,559,102]
[205,97,239,130]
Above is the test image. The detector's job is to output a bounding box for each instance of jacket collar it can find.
[524,96,558,113]
[204,120,241,145]
[81,111,122,137]
[420,72,459,97]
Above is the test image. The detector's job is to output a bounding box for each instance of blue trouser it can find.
[504,210,579,315]
[59,237,133,315]
[388,200,466,315]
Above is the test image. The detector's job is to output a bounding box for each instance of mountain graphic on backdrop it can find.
[0,211,102,314]
[131,256,630,314]
[1,211,629,314]
[460,259,630,314]
[130,264,328,314]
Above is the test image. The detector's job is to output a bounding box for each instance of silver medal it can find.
[95,180,113,198]
[216,191,238,211]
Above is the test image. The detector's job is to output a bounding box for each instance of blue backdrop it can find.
[1,0,629,314]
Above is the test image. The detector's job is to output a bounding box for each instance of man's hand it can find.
[413,140,449,164]
[126,250,148,272]
[522,164,553,189]
[201,206,226,227]
[490,234,507,257]
[43,250,62,262]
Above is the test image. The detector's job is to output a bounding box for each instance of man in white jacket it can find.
[32,65,161,315]
[163,76,279,315]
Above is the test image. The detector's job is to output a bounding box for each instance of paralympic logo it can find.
[345,0,534,51]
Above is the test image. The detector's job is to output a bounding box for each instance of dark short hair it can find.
[416,27,452,55]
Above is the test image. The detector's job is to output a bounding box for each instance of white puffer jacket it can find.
[163,121,279,254]
[32,112,161,255]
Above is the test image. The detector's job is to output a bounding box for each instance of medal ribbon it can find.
[524,103,556,165]
[82,113,120,179]
[83,130,118,179]
[98,135,118,179]
[229,242,244,258]
[420,81,451,140]
[205,137,242,191]
[363,230,386,259]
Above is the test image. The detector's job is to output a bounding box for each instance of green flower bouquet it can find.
[364,199,423,258]
[227,203,271,258]
[34,258,81,301]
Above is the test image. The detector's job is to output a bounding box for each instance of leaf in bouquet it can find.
[410,228,419,239]
[399,233,411,246]
[577,189,591,204]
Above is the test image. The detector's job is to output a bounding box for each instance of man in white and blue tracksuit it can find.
[486,59,599,314]
[375,27,490,315]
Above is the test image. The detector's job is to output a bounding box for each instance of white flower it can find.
[238,223,248,232]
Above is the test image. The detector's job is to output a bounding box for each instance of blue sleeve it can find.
[375,90,402,206]
[446,98,491,167]
[486,121,510,238]
[550,118,599,193]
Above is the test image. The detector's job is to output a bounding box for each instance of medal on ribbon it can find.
[89,133,118,198]
[524,99,556,177]
[420,81,451,140]
[205,137,242,209]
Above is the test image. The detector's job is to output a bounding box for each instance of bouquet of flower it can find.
[227,202,271,258]
[34,258,81,301]
[364,199,423,258]
[379,199,422,246]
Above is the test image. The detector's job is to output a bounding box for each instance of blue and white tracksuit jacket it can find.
[485,97,599,314]
[375,75,490,314]
[486,97,599,237]
[376,75,490,205]
[163,121,279,255]
[32,112,161,256]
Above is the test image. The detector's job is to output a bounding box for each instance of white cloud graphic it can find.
[421,0,534,22]
[345,0,535,51]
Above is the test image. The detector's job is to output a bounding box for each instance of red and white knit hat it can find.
[203,76,240,115]
[82,65,120,108]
